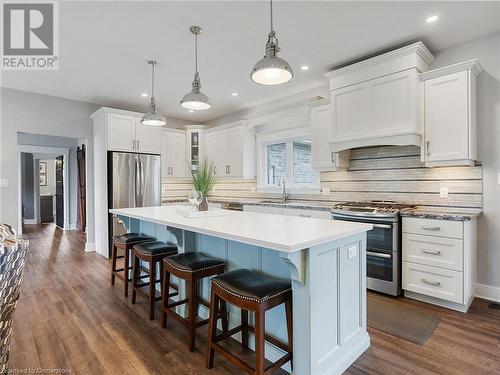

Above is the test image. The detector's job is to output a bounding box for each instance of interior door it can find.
[76,145,86,232]
[55,155,64,229]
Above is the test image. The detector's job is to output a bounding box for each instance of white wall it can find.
[432,32,500,290]
[0,88,98,247]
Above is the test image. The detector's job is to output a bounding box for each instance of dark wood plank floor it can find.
[9,225,500,374]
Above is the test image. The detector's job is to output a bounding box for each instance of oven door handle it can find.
[372,223,392,229]
[367,251,392,259]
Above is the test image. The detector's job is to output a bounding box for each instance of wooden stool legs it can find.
[110,242,132,297]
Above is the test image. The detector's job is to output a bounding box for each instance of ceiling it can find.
[2,1,499,122]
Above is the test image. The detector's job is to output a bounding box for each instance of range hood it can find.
[324,42,435,152]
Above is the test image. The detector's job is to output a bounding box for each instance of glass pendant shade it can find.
[180,26,212,111]
[141,60,166,126]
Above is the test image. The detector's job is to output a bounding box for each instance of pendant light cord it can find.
[270,0,273,33]
[195,32,198,74]
[150,62,155,98]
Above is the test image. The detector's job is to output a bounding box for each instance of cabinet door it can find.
[311,104,333,169]
[170,132,186,177]
[135,119,162,154]
[331,84,367,139]
[205,132,219,174]
[227,127,243,177]
[107,113,136,152]
[160,132,169,178]
[424,71,469,162]
[371,70,417,134]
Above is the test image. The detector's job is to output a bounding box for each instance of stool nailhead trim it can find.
[211,279,292,303]
[164,260,225,274]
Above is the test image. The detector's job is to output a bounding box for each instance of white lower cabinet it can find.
[402,217,476,312]
[402,262,463,304]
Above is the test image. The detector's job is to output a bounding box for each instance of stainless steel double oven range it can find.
[331,201,415,296]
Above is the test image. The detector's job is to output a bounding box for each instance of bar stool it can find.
[162,252,227,352]
[111,233,155,297]
[206,269,293,375]
[131,241,179,320]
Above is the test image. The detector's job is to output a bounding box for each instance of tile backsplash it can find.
[163,145,482,210]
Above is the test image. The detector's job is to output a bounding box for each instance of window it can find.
[262,138,317,189]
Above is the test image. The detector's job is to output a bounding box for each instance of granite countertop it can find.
[162,198,482,221]
[401,207,482,221]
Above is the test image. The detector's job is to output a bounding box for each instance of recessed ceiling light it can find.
[301,65,309,71]
[426,15,439,23]
[141,93,148,97]
[231,92,238,96]
[188,109,194,113]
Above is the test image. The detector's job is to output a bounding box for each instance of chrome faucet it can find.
[280,178,289,203]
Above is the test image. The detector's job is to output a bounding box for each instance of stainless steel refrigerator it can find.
[108,151,161,254]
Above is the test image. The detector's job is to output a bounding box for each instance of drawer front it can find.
[402,233,463,271]
[282,208,332,219]
[403,217,463,239]
[402,261,463,303]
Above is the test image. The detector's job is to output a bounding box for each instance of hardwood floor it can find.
[9,224,500,374]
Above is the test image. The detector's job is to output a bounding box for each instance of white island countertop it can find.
[110,205,372,253]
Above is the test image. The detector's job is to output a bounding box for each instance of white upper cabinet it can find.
[161,130,187,178]
[107,113,136,152]
[135,119,162,154]
[104,109,162,154]
[310,102,350,171]
[420,60,482,167]
[205,121,255,179]
[325,42,434,152]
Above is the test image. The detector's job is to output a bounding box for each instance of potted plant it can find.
[191,160,216,211]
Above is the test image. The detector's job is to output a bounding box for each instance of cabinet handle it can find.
[373,224,392,229]
[132,140,136,150]
[228,165,231,174]
[421,249,441,255]
[421,226,441,231]
[421,278,441,286]
[214,166,217,175]
[331,152,335,163]
[171,166,174,175]
[299,214,311,218]
[137,140,140,150]
[426,141,430,156]
[367,251,391,259]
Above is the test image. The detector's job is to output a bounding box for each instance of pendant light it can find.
[251,0,293,85]
[141,60,167,126]
[180,26,212,111]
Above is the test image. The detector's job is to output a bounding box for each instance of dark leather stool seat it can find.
[113,233,155,244]
[131,241,178,320]
[207,269,293,375]
[134,241,178,256]
[162,252,227,352]
[211,269,291,302]
[163,252,225,273]
[111,232,156,298]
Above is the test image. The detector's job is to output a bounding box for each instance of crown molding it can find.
[419,59,483,81]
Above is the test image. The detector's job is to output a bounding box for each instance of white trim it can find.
[419,59,483,81]
[90,106,143,120]
[205,119,248,133]
[84,242,95,252]
[475,283,500,303]
[69,223,77,230]
[324,41,434,80]
[404,290,473,313]
[23,218,40,225]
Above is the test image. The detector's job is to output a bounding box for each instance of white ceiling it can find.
[2,1,500,122]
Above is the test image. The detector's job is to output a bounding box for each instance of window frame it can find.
[257,129,320,193]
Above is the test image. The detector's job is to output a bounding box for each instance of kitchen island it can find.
[110,205,372,375]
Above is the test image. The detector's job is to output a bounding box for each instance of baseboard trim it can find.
[475,283,500,303]
[84,242,95,252]
[404,291,472,313]
[69,223,77,230]
[23,218,40,225]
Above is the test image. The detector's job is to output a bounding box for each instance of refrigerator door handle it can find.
[139,159,144,207]
[134,157,140,207]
